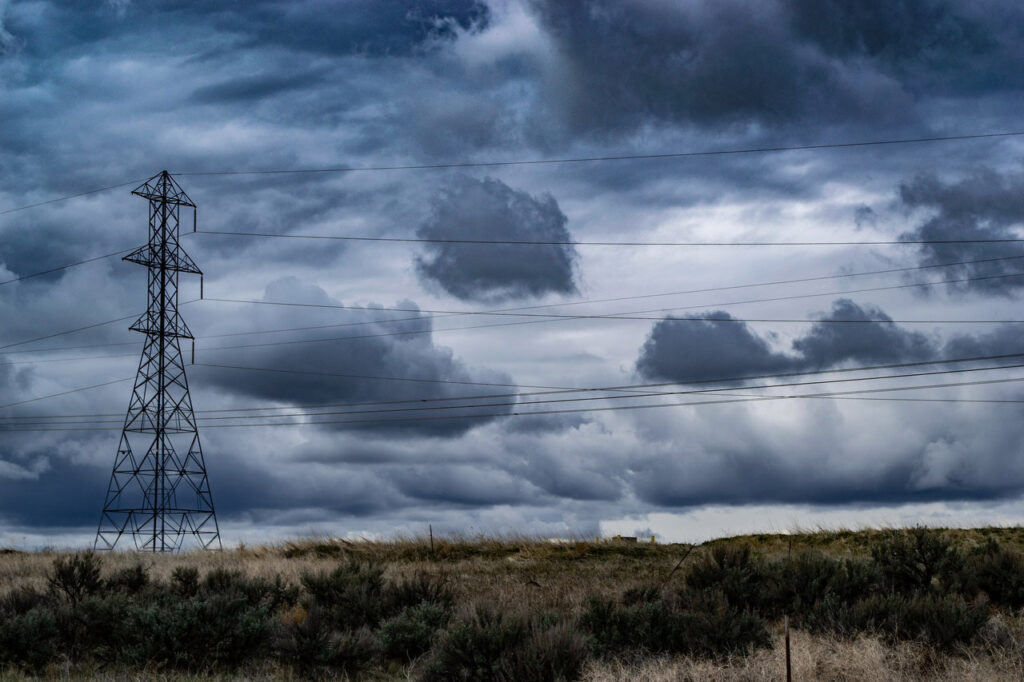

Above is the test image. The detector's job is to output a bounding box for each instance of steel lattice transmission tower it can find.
[95,171,221,552]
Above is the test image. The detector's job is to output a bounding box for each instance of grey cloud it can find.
[190,69,330,105]
[196,276,516,437]
[636,310,795,382]
[898,169,1024,295]
[788,0,992,66]
[501,413,589,435]
[180,0,490,59]
[631,432,1024,508]
[527,0,1020,135]
[415,175,579,302]
[390,465,535,506]
[793,299,936,368]
[19,1,489,60]
[637,299,938,382]
[944,324,1024,360]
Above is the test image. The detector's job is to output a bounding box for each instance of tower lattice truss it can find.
[95,171,220,552]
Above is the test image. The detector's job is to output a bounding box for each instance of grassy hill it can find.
[2,526,1023,680]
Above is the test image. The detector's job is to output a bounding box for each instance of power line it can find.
[7,254,1022,359]
[7,349,1024,419]
[10,374,1024,428]
[179,362,1024,421]
[0,377,133,410]
[200,297,1024,325]
[1,261,1019,363]
[0,179,142,217]
[4,131,1018,215]
[0,313,140,351]
[194,229,1024,247]
[0,300,198,352]
[172,131,1024,177]
[0,248,135,287]
[6,369,1023,431]
[194,269,1024,353]
[185,371,1024,429]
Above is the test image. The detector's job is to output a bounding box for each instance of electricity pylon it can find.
[95,171,220,552]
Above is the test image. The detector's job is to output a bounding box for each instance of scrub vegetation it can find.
[1,526,1023,680]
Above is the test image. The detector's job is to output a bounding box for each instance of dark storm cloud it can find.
[193,0,491,58]
[527,0,1022,135]
[631,429,1024,508]
[9,1,489,60]
[898,169,1024,295]
[189,69,330,105]
[792,299,936,368]
[415,175,579,302]
[195,276,516,437]
[390,465,533,506]
[0,459,107,527]
[944,324,1024,360]
[501,413,588,435]
[788,0,992,66]
[636,299,938,382]
[636,310,794,382]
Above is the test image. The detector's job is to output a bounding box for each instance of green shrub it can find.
[499,620,589,682]
[0,608,60,672]
[0,586,51,617]
[871,528,961,594]
[419,608,588,682]
[380,602,450,661]
[123,593,275,669]
[276,607,380,678]
[48,552,104,605]
[106,563,150,595]
[302,561,386,629]
[686,545,773,611]
[961,538,1024,608]
[805,593,987,650]
[385,572,454,614]
[53,594,130,661]
[419,608,528,682]
[201,568,297,610]
[171,566,199,597]
[580,589,769,658]
[780,554,879,627]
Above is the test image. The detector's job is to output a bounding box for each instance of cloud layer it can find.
[415,175,579,302]
[2,0,1024,544]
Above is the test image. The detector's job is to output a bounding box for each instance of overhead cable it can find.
[195,229,1024,247]
[173,131,1024,177]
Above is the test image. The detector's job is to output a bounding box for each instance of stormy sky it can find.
[2,0,1024,547]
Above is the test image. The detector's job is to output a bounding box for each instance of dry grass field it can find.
[1,527,1023,680]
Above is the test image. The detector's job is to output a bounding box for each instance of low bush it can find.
[686,545,774,612]
[385,572,454,614]
[302,560,386,630]
[805,593,987,651]
[380,602,450,661]
[171,565,200,597]
[0,586,51,617]
[961,538,1024,609]
[419,608,586,682]
[580,588,770,658]
[123,593,275,669]
[871,528,961,594]
[48,552,104,605]
[0,608,60,672]
[500,620,589,682]
[53,594,130,661]
[105,562,150,595]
